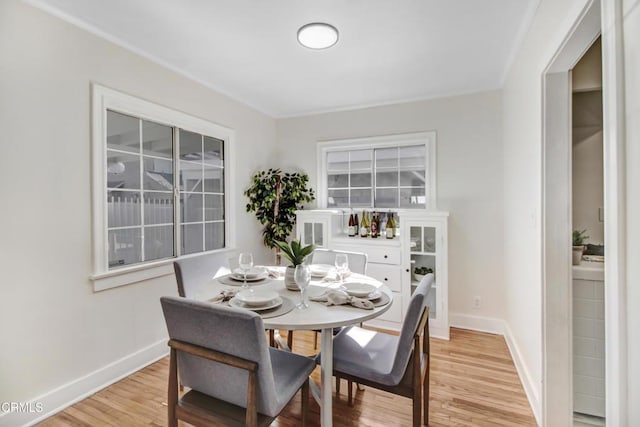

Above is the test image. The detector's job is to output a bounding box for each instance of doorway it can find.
[542,0,626,425]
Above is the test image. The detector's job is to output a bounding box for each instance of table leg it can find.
[320,328,333,427]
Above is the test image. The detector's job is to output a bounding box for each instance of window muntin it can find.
[324,141,430,209]
[105,110,225,270]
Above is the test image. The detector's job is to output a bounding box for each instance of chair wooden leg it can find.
[269,329,275,347]
[347,380,353,406]
[168,349,178,427]
[287,330,294,351]
[424,352,430,425]
[301,379,309,427]
[336,377,341,395]
[314,331,318,349]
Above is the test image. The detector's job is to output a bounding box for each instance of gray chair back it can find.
[160,296,281,416]
[311,248,368,274]
[173,252,229,298]
[389,273,434,384]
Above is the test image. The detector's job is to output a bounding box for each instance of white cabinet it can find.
[295,210,342,248]
[402,211,449,340]
[295,209,450,339]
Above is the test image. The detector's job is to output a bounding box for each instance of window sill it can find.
[90,249,235,292]
[91,260,175,292]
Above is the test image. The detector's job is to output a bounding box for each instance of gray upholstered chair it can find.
[174,252,284,348]
[318,274,434,427]
[161,296,315,427]
[173,252,230,299]
[308,248,369,349]
[311,248,368,274]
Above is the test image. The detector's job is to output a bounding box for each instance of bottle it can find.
[386,211,395,239]
[348,211,356,237]
[370,211,379,238]
[354,212,359,236]
[360,211,368,237]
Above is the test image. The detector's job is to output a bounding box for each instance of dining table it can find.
[202,266,394,427]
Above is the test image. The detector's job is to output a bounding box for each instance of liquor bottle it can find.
[348,211,356,237]
[360,211,368,237]
[386,211,395,239]
[354,212,359,237]
[370,211,379,238]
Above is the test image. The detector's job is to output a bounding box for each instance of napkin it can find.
[209,288,238,304]
[266,267,284,279]
[309,290,375,310]
[321,270,352,283]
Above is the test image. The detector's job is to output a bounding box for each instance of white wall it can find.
[622,0,640,420]
[276,91,505,323]
[502,0,595,417]
[572,130,604,244]
[0,0,276,423]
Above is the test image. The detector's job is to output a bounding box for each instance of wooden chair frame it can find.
[335,307,430,427]
[167,339,309,427]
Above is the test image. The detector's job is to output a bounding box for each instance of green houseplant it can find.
[572,229,589,265]
[274,239,314,289]
[245,168,315,263]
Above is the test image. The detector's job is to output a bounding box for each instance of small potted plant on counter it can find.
[274,238,314,290]
[572,229,589,265]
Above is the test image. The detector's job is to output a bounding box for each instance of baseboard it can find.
[0,339,168,427]
[503,324,542,426]
[450,312,506,335]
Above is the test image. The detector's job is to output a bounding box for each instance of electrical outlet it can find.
[473,296,481,309]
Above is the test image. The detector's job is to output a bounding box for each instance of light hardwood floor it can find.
[38,328,536,426]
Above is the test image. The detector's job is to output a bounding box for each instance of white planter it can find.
[284,266,300,291]
[572,246,584,265]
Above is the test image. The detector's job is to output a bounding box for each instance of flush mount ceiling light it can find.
[297,23,339,49]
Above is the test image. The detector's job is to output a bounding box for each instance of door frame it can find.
[541,0,627,424]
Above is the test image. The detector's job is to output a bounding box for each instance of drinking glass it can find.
[294,264,311,309]
[334,253,349,284]
[238,252,253,291]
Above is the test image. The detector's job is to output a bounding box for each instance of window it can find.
[92,85,235,290]
[318,132,436,209]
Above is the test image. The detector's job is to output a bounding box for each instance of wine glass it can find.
[334,253,349,285]
[238,252,253,291]
[294,264,311,309]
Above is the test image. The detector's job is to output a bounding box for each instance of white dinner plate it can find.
[229,296,283,311]
[366,290,382,301]
[309,264,333,277]
[235,290,279,306]
[342,282,378,298]
[233,267,266,278]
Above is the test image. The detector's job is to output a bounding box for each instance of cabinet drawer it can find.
[365,247,401,264]
[376,292,403,323]
[366,264,402,292]
[333,243,401,265]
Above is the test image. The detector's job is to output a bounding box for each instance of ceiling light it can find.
[297,23,339,49]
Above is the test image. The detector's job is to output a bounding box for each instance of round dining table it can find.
[205,269,393,427]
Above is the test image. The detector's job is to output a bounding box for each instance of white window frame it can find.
[317,131,437,210]
[91,84,236,291]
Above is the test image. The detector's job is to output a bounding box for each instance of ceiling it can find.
[29,0,537,118]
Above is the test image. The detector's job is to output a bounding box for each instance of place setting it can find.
[217,252,271,287]
[310,281,390,309]
[209,287,296,319]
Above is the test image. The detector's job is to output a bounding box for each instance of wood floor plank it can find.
[38,328,536,426]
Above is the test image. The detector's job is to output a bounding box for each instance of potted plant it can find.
[572,229,589,265]
[245,168,315,264]
[274,239,314,289]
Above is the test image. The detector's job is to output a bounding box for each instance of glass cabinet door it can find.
[302,221,324,247]
[409,224,438,320]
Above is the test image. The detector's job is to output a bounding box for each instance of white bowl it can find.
[233,267,266,279]
[235,289,279,306]
[342,282,377,298]
[310,264,333,277]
